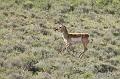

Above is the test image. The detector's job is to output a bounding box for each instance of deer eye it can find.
[59,27,61,28]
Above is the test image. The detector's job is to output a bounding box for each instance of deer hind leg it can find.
[79,38,89,58]
[82,37,89,52]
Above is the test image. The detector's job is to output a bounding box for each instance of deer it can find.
[55,24,89,57]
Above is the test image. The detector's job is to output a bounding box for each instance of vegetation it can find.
[0,0,120,79]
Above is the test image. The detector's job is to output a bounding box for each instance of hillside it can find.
[0,0,120,79]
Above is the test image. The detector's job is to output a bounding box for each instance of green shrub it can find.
[0,0,120,79]
[23,1,33,9]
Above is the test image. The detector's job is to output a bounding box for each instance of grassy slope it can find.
[0,0,120,79]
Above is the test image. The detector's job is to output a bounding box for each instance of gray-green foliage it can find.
[0,0,120,79]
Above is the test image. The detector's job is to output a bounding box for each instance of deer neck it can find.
[62,28,69,39]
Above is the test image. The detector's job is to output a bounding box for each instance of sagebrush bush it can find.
[0,0,120,79]
[23,1,33,10]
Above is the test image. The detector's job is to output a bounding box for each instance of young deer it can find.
[56,25,89,55]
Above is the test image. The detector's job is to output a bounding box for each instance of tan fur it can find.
[56,25,89,53]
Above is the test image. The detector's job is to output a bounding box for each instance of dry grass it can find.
[0,0,120,79]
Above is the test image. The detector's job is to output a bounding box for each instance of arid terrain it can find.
[0,0,120,79]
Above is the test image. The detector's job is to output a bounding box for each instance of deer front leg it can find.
[61,42,70,52]
[66,43,70,51]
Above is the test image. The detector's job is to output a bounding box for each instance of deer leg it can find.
[61,43,70,52]
[82,38,89,52]
[79,38,89,58]
[66,43,70,52]
[83,42,88,52]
